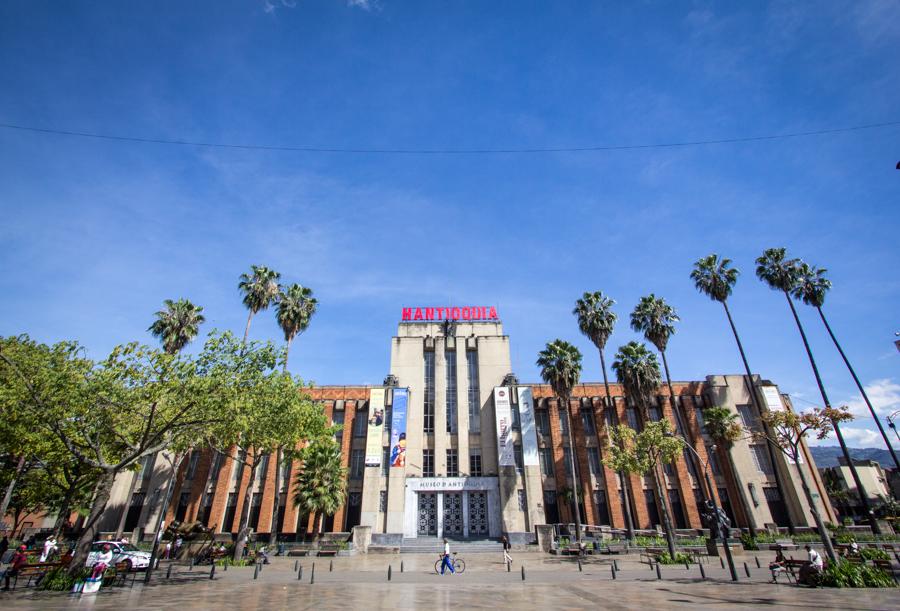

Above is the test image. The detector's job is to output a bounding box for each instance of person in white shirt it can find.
[91,544,114,579]
[40,536,58,562]
[805,545,823,570]
[440,538,454,575]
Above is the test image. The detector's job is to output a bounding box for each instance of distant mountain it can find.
[809,446,895,469]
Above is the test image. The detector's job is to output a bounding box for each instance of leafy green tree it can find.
[573,291,635,539]
[793,263,899,472]
[292,438,347,544]
[203,332,330,560]
[238,265,281,343]
[691,253,792,533]
[603,419,684,558]
[537,340,584,542]
[611,341,678,557]
[758,405,854,561]
[757,249,879,534]
[148,299,206,355]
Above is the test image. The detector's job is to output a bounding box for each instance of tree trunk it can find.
[312,511,323,545]
[599,348,635,541]
[0,455,26,522]
[561,396,583,542]
[791,446,837,562]
[243,311,254,345]
[722,300,793,534]
[144,451,187,583]
[651,461,678,558]
[284,337,293,371]
[69,469,117,576]
[232,451,262,562]
[53,474,82,539]
[268,448,285,550]
[817,306,900,472]
[783,291,880,534]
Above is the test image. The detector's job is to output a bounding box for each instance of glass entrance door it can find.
[417,493,437,535]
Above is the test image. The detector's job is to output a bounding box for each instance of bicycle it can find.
[434,552,466,574]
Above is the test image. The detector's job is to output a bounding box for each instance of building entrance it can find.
[443,493,463,535]
[417,493,437,535]
[404,477,501,539]
[468,492,487,534]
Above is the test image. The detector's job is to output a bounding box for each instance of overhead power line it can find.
[0,119,898,155]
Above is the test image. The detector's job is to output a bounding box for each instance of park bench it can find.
[872,559,898,583]
[601,543,626,554]
[104,560,139,587]
[316,545,340,557]
[769,540,798,551]
[7,562,60,589]
[287,549,310,557]
[640,548,665,565]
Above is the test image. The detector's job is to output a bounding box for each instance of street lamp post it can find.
[889,411,900,445]
[674,434,739,582]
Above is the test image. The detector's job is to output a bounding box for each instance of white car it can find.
[86,541,152,570]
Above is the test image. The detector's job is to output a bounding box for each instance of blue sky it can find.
[1,1,898,448]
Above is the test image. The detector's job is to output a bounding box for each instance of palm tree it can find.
[268,283,318,549]
[293,438,347,544]
[630,296,706,504]
[701,406,755,533]
[756,249,880,534]
[238,265,281,343]
[276,283,318,371]
[573,292,635,540]
[147,298,206,355]
[691,254,792,532]
[611,341,677,558]
[537,340,584,542]
[793,263,899,472]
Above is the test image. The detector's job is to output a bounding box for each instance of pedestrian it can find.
[2,545,29,591]
[40,535,58,562]
[440,538,454,575]
[501,535,512,566]
[805,544,823,571]
[90,544,113,579]
[174,536,183,557]
[769,549,786,583]
[163,541,171,560]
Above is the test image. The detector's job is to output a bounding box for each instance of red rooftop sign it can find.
[402,306,499,322]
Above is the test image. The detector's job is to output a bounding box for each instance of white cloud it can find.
[842,378,900,419]
[263,0,297,14]
[808,425,886,450]
[348,0,377,10]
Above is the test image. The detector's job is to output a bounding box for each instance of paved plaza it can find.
[3,551,898,610]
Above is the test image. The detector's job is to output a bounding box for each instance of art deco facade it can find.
[94,315,834,542]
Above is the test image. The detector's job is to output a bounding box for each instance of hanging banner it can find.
[760,386,784,412]
[516,387,539,466]
[493,387,515,467]
[389,388,409,468]
[365,388,386,466]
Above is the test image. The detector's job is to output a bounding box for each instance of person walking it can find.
[40,535,58,562]
[501,535,512,566]
[440,538,454,575]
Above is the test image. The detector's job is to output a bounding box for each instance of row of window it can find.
[347,447,486,478]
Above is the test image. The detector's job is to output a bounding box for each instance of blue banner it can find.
[389,388,408,468]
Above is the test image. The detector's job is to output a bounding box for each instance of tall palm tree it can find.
[691,254,792,533]
[611,341,677,558]
[293,438,347,544]
[630,295,706,505]
[793,264,899,472]
[573,292,635,540]
[537,340,584,542]
[756,249,880,534]
[238,265,281,343]
[276,283,318,371]
[268,283,318,549]
[147,298,206,355]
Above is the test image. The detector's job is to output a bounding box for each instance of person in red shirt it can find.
[2,545,29,591]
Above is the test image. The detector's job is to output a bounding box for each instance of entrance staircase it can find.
[399,537,502,554]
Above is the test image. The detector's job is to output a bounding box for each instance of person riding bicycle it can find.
[440,538,454,575]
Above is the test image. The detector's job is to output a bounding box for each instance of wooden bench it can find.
[8,562,61,589]
[602,544,626,555]
[316,546,339,557]
[287,549,311,557]
[104,560,138,587]
[640,548,665,565]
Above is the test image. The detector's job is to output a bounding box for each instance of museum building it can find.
[99,308,835,543]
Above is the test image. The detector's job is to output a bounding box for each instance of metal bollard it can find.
[388,565,392,581]
[401,561,404,573]
[310,563,315,585]
[611,564,616,580]
[189,557,194,571]
[253,563,259,580]
[577,559,582,572]
[166,563,173,579]
[614,559,619,572]
[521,565,525,581]
[699,563,706,579]
[298,565,303,580]
[755,556,761,569]
[507,560,511,572]
[330,560,333,572]
[656,563,662,580]
[294,560,298,572]
[684,559,690,571]
[210,564,216,580]
[744,562,751,578]
[720,556,725,569]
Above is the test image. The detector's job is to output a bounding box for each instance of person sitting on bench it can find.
[769,549,786,583]
[2,545,29,591]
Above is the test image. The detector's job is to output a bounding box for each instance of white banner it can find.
[493,387,515,467]
[760,386,784,412]
[365,388,386,466]
[516,387,539,466]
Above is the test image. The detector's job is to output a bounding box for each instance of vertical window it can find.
[512,401,521,430]
[594,490,610,525]
[539,448,555,478]
[625,407,640,430]
[350,449,365,479]
[469,448,482,476]
[693,400,706,428]
[683,449,699,480]
[644,489,660,528]
[581,409,596,435]
[737,405,759,432]
[605,407,619,429]
[332,409,345,446]
[514,445,524,473]
[424,351,435,434]
[249,492,263,530]
[466,351,480,433]
[423,449,435,477]
[669,489,687,529]
[751,444,774,474]
[184,451,198,480]
[563,447,573,477]
[353,407,368,437]
[663,460,675,477]
[222,493,238,532]
[446,449,459,477]
[280,457,291,493]
[138,454,157,483]
[256,453,270,480]
[536,410,550,436]
[382,447,390,476]
[706,446,722,475]
[649,399,662,422]
[559,410,570,439]
[379,490,387,512]
[208,451,224,486]
[446,349,457,433]
[518,489,527,511]
[587,447,602,478]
